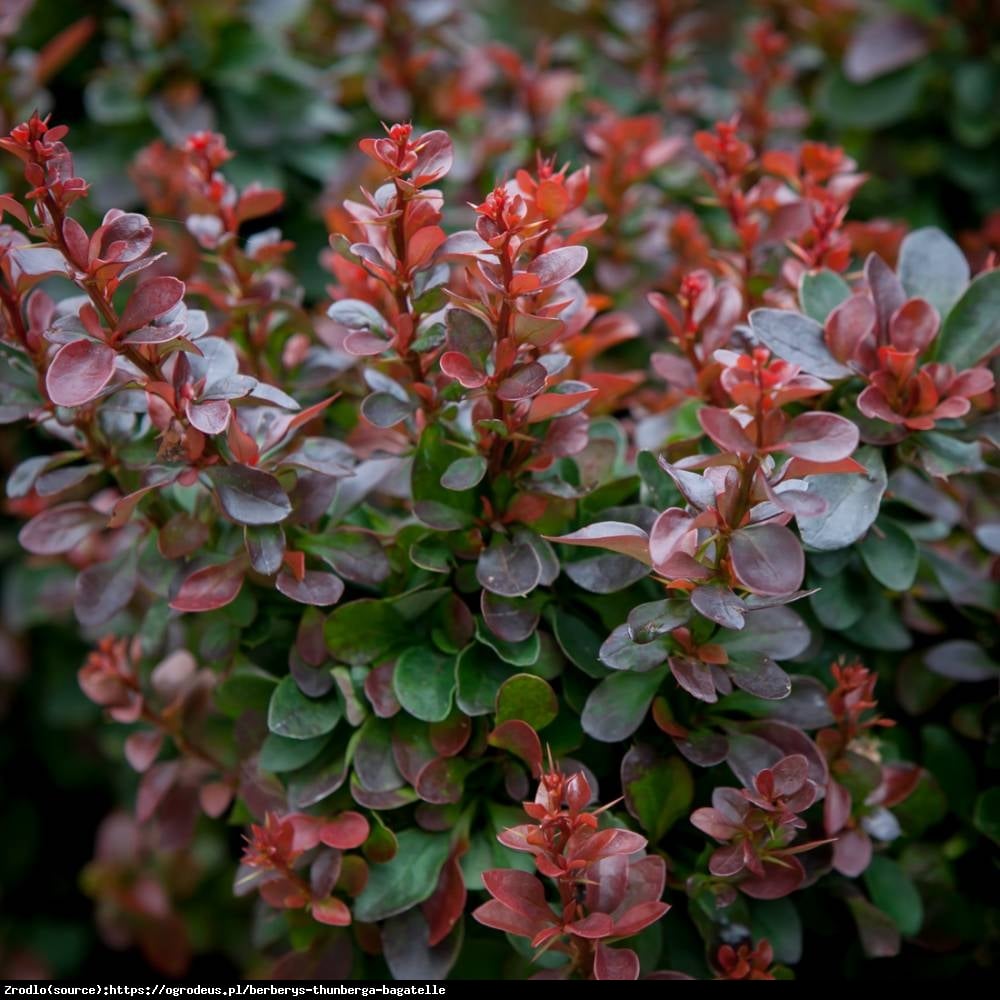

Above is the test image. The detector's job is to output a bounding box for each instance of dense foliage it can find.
[0,0,997,982]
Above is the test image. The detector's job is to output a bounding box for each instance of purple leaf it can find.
[844,14,929,84]
[546,521,651,563]
[119,276,185,332]
[185,398,231,435]
[18,502,104,555]
[698,407,755,455]
[527,245,588,290]
[46,339,116,407]
[729,523,805,597]
[275,570,345,607]
[691,585,747,629]
[496,362,547,401]
[439,351,487,389]
[779,412,859,462]
[476,541,542,598]
[749,308,853,379]
[170,559,245,612]
[208,465,292,525]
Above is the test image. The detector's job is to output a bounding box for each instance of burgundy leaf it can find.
[275,570,345,607]
[487,720,542,777]
[208,465,292,526]
[698,407,755,455]
[119,276,185,332]
[46,339,116,407]
[546,521,650,563]
[691,584,747,630]
[740,857,805,899]
[439,351,487,388]
[527,246,587,290]
[729,523,805,597]
[476,540,542,597]
[185,398,231,435]
[778,412,859,462]
[319,811,370,849]
[594,944,640,981]
[497,363,547,402]
[170,559,245,612]
[669,656,718,704]
[19,502,104,555]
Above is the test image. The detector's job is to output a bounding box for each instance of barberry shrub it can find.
[1,94,997,981]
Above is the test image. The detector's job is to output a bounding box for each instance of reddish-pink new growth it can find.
[473,762,670,980]
[690,754,829,899]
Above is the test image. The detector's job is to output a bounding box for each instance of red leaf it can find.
[729,523,804,597]
[649,508,698,576]
[236,186,284,223]
[567,912,614,939]
[594,944,640,981]
[19,501,104,555]
[311,896,352,927]
[46,339,116,407]
[319,811,370,850]
[275,570,345,606]
[411,130,454,187]
[437,230,492,259]
[170,559,245,612]
[472,899,547,939]
[777,412,859,462]
[124,730,164,772]
[487,720,542,777]
[527,386,597,423]
[119,276,185,332]
[832,828,872,877]
[422,847,467,946]
[698,407,756,455]
[481,869,551,922]
[740,857,805,899]
[613,901,670,938]
[185,398,231,435]
[440,351,487,388]
[497,362,547,401]
[527,245,588,290]
[545,521,651,564]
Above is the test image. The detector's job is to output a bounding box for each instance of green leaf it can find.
[475,620,540,666]
[915,431,984,478]
[898,227,969,319]
[214,664,277,716]
[935,268,1000,370]
[620,746,693,842]
[495,674,558,730]
[325,599,405,665]
[922,724,977,818]
[751,898,802,965]
[258,732,330,772]
[440,456,487,491]
[552,608,610,678]
[581,666,668,742]
[858,517,919,590]
[456,643,512,716]
[637,451,681,509]
[973,787,1000,845]
[353,829,451,922]
[809,570,866,630]
[267,676,342,740]
[393,646,456,722]
[799,447,886,551]
[863,856,924,937]
[816,64,925,129]
[412,425,478,529]
[799,269,851,323]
